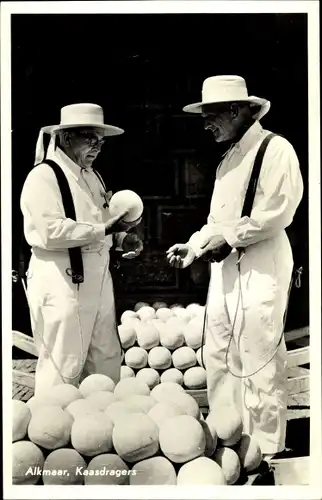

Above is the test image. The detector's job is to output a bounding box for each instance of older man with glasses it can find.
[20,103,143,395]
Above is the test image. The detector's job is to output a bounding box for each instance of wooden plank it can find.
[284,326,309,343]
[271,456,310,485]
[287,375,309,396]
[12,331,38,358]
[287,346,310,368]
[12,369,35,390]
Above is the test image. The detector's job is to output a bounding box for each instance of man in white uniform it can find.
[21,103,143,396]
[167,76,303,458]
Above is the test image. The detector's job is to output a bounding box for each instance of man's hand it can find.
[121,233,144,259]
[200,234,232,262]
[105,210,142,235]
[166,244,196,269]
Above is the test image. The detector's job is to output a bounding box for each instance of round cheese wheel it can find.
[71,413,114,457]
[200,419,218,457]
[160,368,184,385]
[148,401,185,428]
[125,346,148,369]
[109,190,143,222]
[121,365,135,379]
[184,317,204,349]
[172,307,192,323]
[28,406,73,450]
[172,346,197,370]
[50,384,83,409]
[159,415,206,463]
[42,448,87,485]
[177,456,227,485]
[85,454,130,485]
[85,391,116,411]
[137,306,156,322]
[114,378,150,400]
[134,302,149,312]
[79,374,115,398]
[112,413,159,463]
[130,456,177,485]
[159,323,185,350]
[120,310,138,324]
[12,400,31,442]
[12,441,44,484]
[66,398,103,419]
[118,324,137,349]
[136,323,160,350]
[121,317,141,329]
[186,303,203,316]
[148,346,172,370]
[105,401,143,424]
[153,391,200,420]
[150,381,185,400]
[26,395,62,415]
[152,301,168,311]
[196,346,207,367]
[155,307,174,321]
[235,434,262,473]
[136,368,160,389]
[166,316,186,331]
[206,407,243,446]
[183,366,207,389]
[125,395,156,414]
[213,446,241,484]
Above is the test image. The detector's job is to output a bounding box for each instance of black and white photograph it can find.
[1,1,321,498]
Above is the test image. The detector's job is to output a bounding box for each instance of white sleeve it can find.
[20,164,106,250]
[187,211,223,258]
[221,136,304,248]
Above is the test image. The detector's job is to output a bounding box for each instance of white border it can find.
[1,1,321,499]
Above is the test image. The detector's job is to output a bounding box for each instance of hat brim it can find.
[183,96,270,121]
[42,123,124,137]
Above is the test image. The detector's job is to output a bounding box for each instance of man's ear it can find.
[230,103,239,119]
[63,131,72,146]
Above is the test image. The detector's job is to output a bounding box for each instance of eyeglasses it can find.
[74,131,106,147]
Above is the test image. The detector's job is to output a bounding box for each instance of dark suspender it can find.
[42,159,84,285]
[241,132,277,218]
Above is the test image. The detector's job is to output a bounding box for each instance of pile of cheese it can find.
[119,301,209,390]
[12,375,263,485]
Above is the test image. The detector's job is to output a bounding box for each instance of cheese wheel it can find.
[136,368,160,389]
[12,441,44,485]
[112,413,159,463]
[159,415,206,463]
[148,401,185,428]
[109,190,143,222]
[114,378,150,400]
[79,374,115,398]
[206,407,243,446]
[49,384,83,409]
[130,456,177,485]
[150,381,185,400]
[235,434,262,473]
[125,347,148,369]
[120,310,139,323]
[152,301,168,311]
[196,346,207,367]
[85,454,130,485]
[148,346,172,370]
[213,446,241,484]
[105,401,143,425]
[137,306,156,322]
[42,448,87,485]
[71,413,114,457]
[183,366,207,389]
[158,323,185,351]
[172,346,197,370]
[160,368,184,385]
[200,419,218,457]
[136,323,160,350]
[125,395,156,414]
[118,324,137,349]
[177,456,227,485]
[28,406,73,450]
[121,365,135,379]
[12,400,31,442]
[85,391,116,411]
[155,307,174,321]
[134,302,149,312]
[26,395,62,415]
[66,398,102,419]
[184,317,204,349]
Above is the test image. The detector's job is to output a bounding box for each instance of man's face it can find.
[66,127,106,169]
[202,103,239,143]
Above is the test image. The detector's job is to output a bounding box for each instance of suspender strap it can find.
[42,159,84,285]
[241,133,277,218]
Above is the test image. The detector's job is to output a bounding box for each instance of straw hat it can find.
[183,75,270,120]
[42,103,124,136]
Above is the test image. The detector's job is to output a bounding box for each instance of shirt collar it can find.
[234,120,264,156]
[47,145,89,180]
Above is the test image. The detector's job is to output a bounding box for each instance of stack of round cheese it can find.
[12,375,262,485]
[119,301,208,390]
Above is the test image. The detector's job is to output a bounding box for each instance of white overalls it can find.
[188,121,304,454]
[20,143,125,396]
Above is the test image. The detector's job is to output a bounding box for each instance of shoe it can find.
[262,448,294,463]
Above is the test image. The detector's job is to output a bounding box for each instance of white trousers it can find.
[204,232,293,454]
[26,245,122,396]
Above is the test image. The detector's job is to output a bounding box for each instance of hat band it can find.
[60,111,104,126]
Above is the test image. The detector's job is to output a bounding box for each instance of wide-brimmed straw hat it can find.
[42,103,124,136]
[183,75,270,121]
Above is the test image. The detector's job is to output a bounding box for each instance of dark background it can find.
[11,13,308,336]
